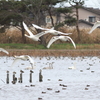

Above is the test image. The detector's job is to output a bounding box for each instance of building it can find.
[45,7,100,28]
[77,7,100,28]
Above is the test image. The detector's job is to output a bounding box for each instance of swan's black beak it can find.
[57,34,60,36]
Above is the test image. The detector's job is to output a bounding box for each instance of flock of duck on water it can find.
[0,21,100,69]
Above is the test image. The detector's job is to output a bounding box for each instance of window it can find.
[46,16,51,23]
[89,16,96,23]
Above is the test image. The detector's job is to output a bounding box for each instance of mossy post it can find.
[39,69,43,82]
[6,71,9,84]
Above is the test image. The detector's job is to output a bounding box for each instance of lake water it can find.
[0,56,100,100]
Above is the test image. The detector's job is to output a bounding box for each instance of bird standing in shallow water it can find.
[68,63,76,69]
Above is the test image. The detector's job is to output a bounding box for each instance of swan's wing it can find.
[50,27,54,30]
[65,36,76,49]
[89,22,100,34]
[35,31,49,37]
[60,32,72,35]
[11,58,21,67]
[0,48,9,54]
[27,56,34,67]
[23,22,34,36]
[55,30,72,35]
[47,36,59,48]
[32,24,49,30]
[32,24,54,31]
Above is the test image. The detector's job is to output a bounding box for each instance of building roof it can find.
[82,6,100,15]
[79,19,93,26]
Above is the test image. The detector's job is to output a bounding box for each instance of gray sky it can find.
[55,0,100,9]
[84,0,100,8]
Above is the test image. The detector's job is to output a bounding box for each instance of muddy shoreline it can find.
[0,49,100,57]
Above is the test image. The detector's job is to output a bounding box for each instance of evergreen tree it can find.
[69,0,85,42]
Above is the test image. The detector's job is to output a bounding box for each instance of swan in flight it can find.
[32,23,72,35]
[23,22,48,41]
[89,21,100,34]
[11,55,35,69]
[0,48,9,54]
[32,23,54,31]
[47,36,76,49]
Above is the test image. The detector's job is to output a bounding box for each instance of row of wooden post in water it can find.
[6,69,43,84]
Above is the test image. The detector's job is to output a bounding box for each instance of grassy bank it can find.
[0,43,100,49]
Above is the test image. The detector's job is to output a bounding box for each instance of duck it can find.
[55,90,60,93]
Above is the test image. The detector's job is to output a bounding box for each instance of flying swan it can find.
[0,48,9,54]
[23,22,49,41]
[89,21,100,34]
[47,36,76,49]
[11,55,35,69]
[32,23,72,35]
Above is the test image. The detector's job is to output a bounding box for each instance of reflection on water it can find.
[0,56,100,100]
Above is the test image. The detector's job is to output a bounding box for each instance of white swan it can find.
[23,22,48,41]
[32,23,54,31]
[68,63,76,69]
[43,62,54,69]
[89,21,100,34]
[68,66,76,69]
[32,23,72,35]
[0,48,9,54]
[25,66,35,70]
[11,55,35,69]
[47,36,76,49]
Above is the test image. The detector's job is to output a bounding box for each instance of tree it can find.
[56,7,76,28]
[0,0,28,43]
[22,0,68,46]
[42,0,68,27]
[69,0,84,42]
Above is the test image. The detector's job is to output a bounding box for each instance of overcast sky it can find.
[55,0,100,9]
[84,0,100,8]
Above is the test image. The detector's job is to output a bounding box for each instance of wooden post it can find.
[29,70,34,83]
[39,69,43,82]
[12,72,17,84]
[6,71,9,84]
[19,70,24,83]
[13,72,15,82]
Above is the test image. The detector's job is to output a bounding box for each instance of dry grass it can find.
[0,26,100,44]
[1,26,100,57]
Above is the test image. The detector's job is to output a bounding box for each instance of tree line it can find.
[0,0,86,44]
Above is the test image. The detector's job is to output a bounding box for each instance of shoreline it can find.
[0,49,100,57]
